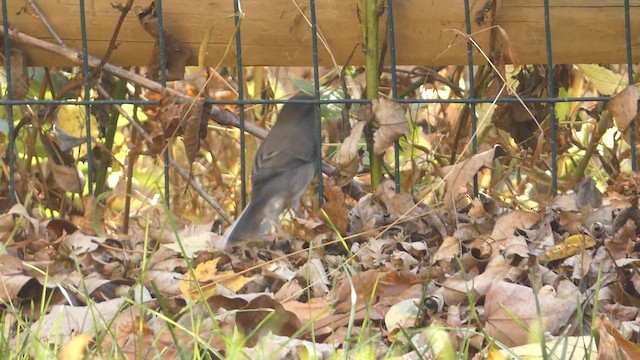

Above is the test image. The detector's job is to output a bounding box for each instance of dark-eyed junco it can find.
[223,95,319,246]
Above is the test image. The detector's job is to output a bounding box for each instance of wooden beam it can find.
[2,1,640,67]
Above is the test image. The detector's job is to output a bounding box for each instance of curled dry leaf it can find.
[25,298,125,346]
[44,161,86,194]
[243,333,335,359]
[503,233,529,264]
[154,89,182,138]
[275,280,303,302]
[182,98,205,165]
[484,280,577,347]
[438,145,506,209]
[608,84,640,133]
[488,210,540,254]
[137,2,191,81]
[54,105,100,151]
[322,177,350,235]
[334,120,365,178]
[0,255,39,302]
[348,193,387,236]
[372,98,411,154]
[539,233,597,262]
[385,298,421,333]
[596,315,640,359]
[235,295,302,341]
[282,297,332,326]
[432,236,460,263]
[264,260,297,282]
[298,258,330,297]
[442,254,512,305]
[0,204,38,243]
[334,269,423,314]
[375,179,426,233]
[179,258,253,300]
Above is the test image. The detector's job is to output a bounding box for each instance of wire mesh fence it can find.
[0,0,638,220]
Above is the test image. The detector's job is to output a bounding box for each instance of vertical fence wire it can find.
[79,0,94,194]
[233,0,247,208]
[1,0,14,204]
[386,0,401,193]
[156,0,171,204]
[309,0,324,206]
[624,0,637,171]
[2,2,640,211]
[543,0,558,195]
[463,0,479,195]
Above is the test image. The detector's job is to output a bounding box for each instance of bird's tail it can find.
[222,200,275,247]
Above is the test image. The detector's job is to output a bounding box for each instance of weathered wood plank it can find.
[1,1,639,67]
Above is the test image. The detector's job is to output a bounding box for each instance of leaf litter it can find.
[3,155,640,359]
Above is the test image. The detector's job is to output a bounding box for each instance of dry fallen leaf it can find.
[348,193,387,236]
[26,298,125,346]
[488,210,540,253]
[484,280,577,347]
[438,146,506,209]
[372,98,411,154]
[539,233,597,262]
[607,84,640,148]
[432,236,460,263]
[182,98,205,166]
[322,177,350,234]
[335,120,365,175]
[137,2,191,81]
[58,334,92,360]
[179,258,253,300]
[44,161,86,194]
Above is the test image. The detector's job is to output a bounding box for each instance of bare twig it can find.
[91,0,135,80]
[26,0,65,46]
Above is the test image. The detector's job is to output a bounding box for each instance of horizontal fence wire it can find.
[1,0,639,208]
[0,96,620,106]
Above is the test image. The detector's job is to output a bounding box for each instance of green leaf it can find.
[577,64,624,95]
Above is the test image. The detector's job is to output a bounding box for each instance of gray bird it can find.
[223,95,319,246]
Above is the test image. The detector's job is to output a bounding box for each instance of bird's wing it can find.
[252,149,311,184]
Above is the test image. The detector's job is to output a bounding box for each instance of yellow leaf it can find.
[179,258,253,300]
[216,270,253,292]
[56,104,100,138]
[58,334,92,360]
[540,234,596,262]
[577,64,624,96]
